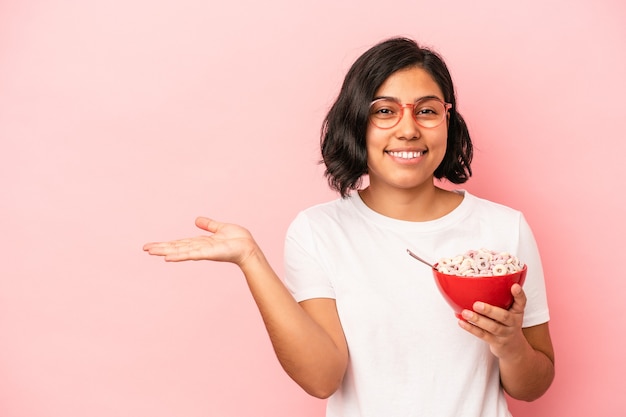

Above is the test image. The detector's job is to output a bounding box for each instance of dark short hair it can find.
[320,37,473,197]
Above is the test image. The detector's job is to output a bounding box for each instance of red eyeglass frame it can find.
[368,97,452,129]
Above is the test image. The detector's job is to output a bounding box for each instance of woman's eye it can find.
[374,107,397,117]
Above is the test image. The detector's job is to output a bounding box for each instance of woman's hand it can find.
[143,217,258,267]
[458,284,555,401]
[458,283,527,360]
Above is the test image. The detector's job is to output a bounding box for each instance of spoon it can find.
[406,249,436,269]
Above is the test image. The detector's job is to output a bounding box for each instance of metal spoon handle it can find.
[406,249,435,269]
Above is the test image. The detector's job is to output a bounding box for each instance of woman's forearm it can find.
[499,324,555,401]
[239,249,348,398]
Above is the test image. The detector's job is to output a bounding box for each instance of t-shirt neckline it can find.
[349,189,474,233]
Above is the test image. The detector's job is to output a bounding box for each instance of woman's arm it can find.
[458,284,555,401]
[239,250,348,398]
[144,217,349,398]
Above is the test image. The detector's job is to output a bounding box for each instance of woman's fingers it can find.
[146,237,221,261]
[461,285,526,327]
[195,216,219,232]
[143,238,192,259]
[508,284,527,314]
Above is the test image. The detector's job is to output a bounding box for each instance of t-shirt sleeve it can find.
[516,213,550,327]
[283,212,336,302]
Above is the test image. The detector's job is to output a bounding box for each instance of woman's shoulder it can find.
[286,195,363,242]
[461,190,524,221]
[288,195,355,227]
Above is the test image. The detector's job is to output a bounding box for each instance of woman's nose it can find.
[395,107,421,140]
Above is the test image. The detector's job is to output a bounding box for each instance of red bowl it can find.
[432,265,527,319]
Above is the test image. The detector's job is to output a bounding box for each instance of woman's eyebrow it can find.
[372,95,399,101]
[372,94,443,102]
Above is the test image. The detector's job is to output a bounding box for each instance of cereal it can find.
[436,249,524,277]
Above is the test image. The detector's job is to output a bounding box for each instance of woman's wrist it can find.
[237,241,266,272]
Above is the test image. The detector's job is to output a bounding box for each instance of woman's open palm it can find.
[143,217,257,266]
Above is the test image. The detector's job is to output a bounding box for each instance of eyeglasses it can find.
[368,97,452,129]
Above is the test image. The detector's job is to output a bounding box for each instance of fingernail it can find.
[474,302,485,312]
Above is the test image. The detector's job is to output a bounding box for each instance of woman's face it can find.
[365,66,449,194]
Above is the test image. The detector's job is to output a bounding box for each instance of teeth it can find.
[388,151,423,159]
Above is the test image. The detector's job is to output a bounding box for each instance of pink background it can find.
[1,0,624,415]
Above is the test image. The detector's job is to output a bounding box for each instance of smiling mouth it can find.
[386,151,425,159]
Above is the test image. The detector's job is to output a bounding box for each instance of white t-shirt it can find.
[283,191,549,417]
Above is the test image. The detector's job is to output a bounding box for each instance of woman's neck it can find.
[358,184,463,222]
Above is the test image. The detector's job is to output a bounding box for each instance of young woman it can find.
[144,37,555,417]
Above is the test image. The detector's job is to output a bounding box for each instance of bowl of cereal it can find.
[431,249,527,319]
